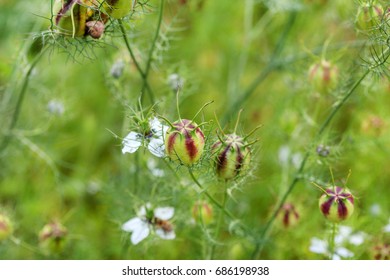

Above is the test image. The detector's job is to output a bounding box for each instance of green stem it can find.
[222,12,296,125]
[187,167,236,220]
[209,185,228,259]
[329,222,337,260]
[0,49,45,154]
[118,19,155,104]
[141,0,165,104]
[251,68,370,259]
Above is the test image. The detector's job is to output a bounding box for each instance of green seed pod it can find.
[319,187,354,223]
[308,60,339,94]
[356,2,384,31]
[104,0,132,19]
[212,133,251,180]
[0,214,13,241]
[39,222,68,254]
[165,119,205,166]
[54,0,95,37]
[192,201,213,225]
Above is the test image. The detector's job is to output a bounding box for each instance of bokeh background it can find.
[1,0,390,259]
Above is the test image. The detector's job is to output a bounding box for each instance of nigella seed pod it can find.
[278,203,300,228]
[165,119,205,165]
[319,187,354,223]
[192,201,213,225]
[372,243,390,260]
[39,222,68,254]
[308,60,338,94]
[104,0,133,19]
[86,21,105,39]
[212,134,250,180]
[356,2,384,31]
[0,214,13,241]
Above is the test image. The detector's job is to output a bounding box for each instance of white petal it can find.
[131,224,150,245]
[148,138,165,158]
[154,207,174,220]
[336,247,354,258]
[331,254,341,260]
[349,233,365,246]
[150,117,162,132]
[122,132,142,154]
[383,223,390,233]
[155,228,176,240]
[309,238,328,254]
[122,217,144,232]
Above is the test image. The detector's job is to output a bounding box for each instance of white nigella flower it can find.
[147,158,165,177]
[122,117,169,158]
[122,204,175,245]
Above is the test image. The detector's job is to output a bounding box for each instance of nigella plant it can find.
[212,110,260,181]
[122,109,169,158]
[122,204,175,245]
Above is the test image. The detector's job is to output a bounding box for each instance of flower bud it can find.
[192,201,213,225]
[86,21,105,39]
[319,187,354,223]
[0,214,13,241]
[308,60,338,94]
[212,134,251,180]
[165,119,205,165]
[104,0,132,19]
[356,2,384,31]
[39,222,68,254]
[278,203,300,228]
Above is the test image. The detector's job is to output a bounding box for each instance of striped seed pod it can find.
[319,187,354,223]
[39,222,68,254]
[278,203,300,228]
[212,133,251,180]
[356,2,384,31]
[165,119,205,165]
[308,60,338,94]
[192,201,213,225]
[0,214,13,241]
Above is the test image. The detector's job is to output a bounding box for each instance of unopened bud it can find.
[192,201,213,225]
[356,2,384,31]
[308,60,338,94]
[86,21,105,39]
[39,222,68,254]
[278,203,300,228]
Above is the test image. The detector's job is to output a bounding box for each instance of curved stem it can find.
[118,19,155,104]
[141,0,165,104]
[0,49,45,154]
[222,12,297,125]
[209,184,228,259]
[251,68,370,259]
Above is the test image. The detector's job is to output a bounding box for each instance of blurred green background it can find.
[1,0,390,259]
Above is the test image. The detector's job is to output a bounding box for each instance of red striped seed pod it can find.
[278,203,300,228]
[356,2,384,31]
[165,119,205,165]
[39,222,68,254]
[308,60,338,94]
[319,187,354,223]
[212,133,251,180]
[192,201,213,225]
